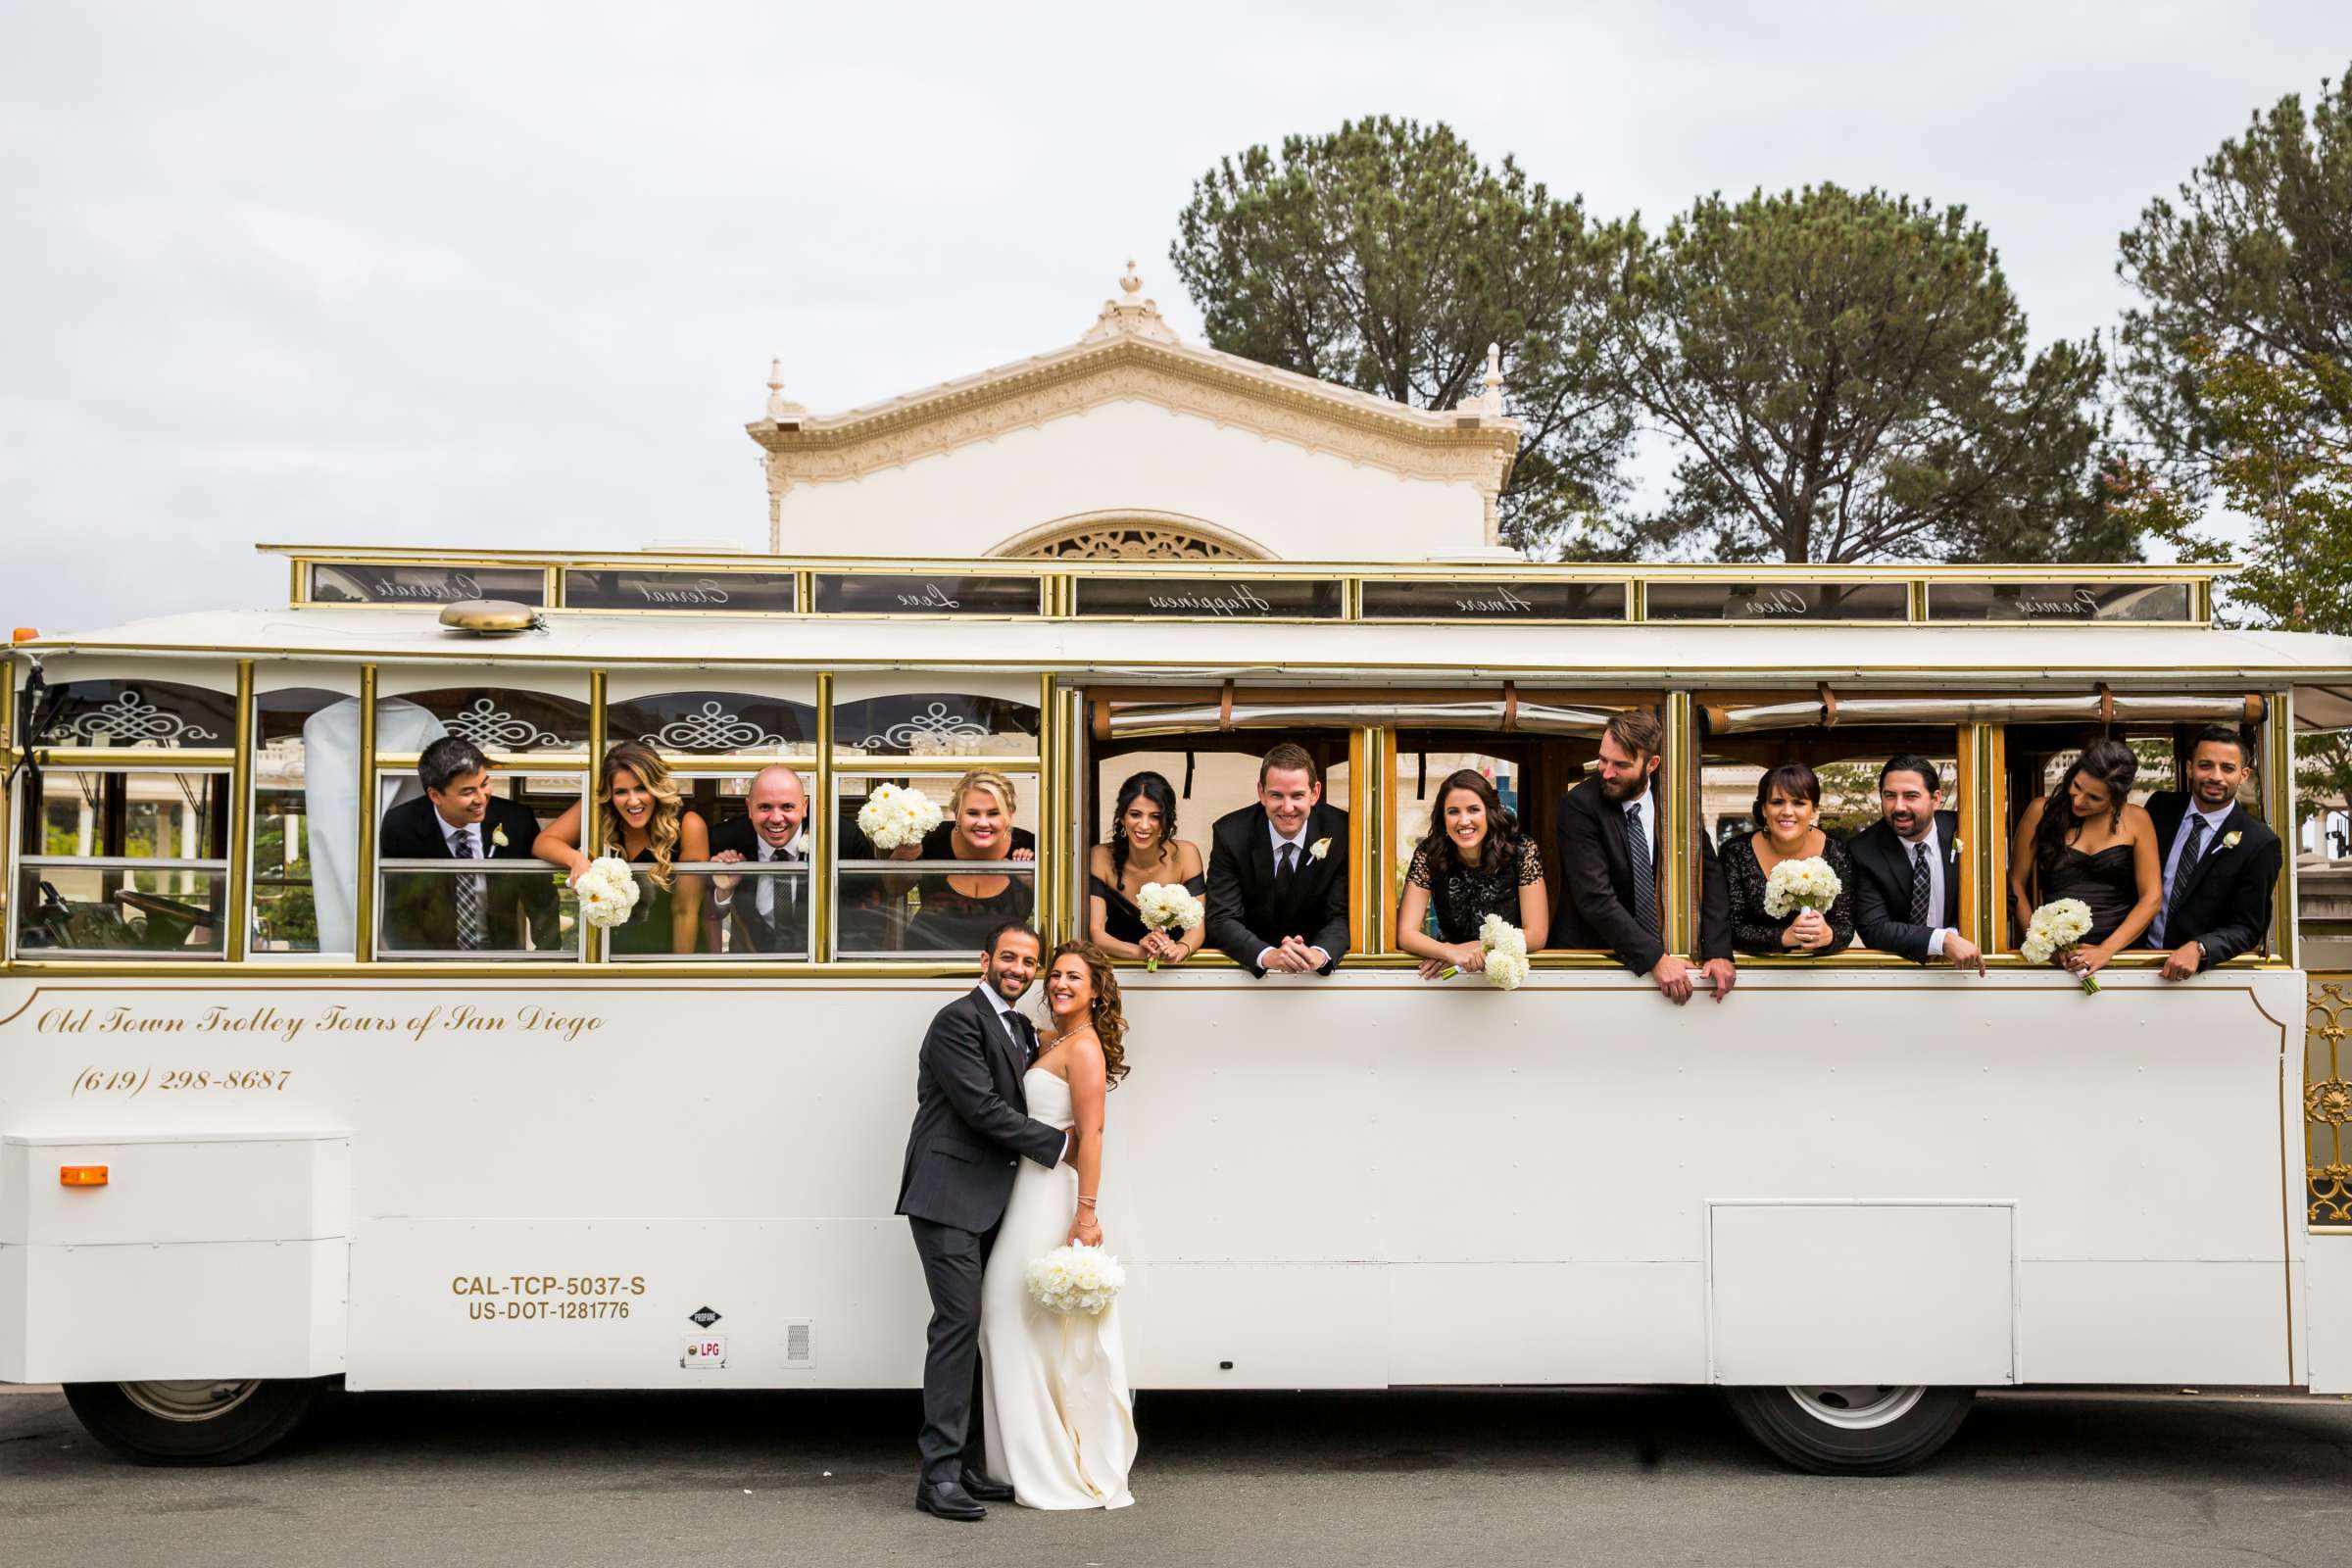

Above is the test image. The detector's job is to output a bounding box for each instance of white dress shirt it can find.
[754,828,804,921]
[1890,821,1950,957]
[2154,801,2231,947]
[438,816,485,857]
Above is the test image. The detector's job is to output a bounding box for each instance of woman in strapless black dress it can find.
[2009,738,2162,978]
[1088,770,1205,965]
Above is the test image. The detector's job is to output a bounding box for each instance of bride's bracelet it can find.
[1076,1196,1098,1208]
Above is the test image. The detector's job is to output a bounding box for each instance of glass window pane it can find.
[17,866,225,956]
[376,865,576,958]
[608,690,816,759]
[837,773,1038,957]
[376,687,591,755]
[253,688,360,956]
[688,860,809,959]
[832,693,1039,760]
[21,769,227,858]
[34,680,232,750]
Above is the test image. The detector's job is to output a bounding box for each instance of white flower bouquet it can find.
[1135,881,1204,970]
[574,856,641,931]
[1762,856,1842,918]
[2021,896,2100,994]
[1443,911,1530,990]
[856,782,944,854]
[1025,1242,1126,1317]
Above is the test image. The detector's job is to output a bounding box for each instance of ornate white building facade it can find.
[746,264,1522,564]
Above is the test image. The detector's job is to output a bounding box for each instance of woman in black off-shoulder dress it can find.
[1088,771,1206,965]
[2008,738,2163,978]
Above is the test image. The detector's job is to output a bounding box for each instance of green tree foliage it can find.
[1609,184,2124,564]
[2116,71,2352,493]
[1169,117,1635,554]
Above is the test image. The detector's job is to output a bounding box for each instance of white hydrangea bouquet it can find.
[1025,1242,1126,1317]
[2021,896,2099,994]
[1444,912,1530,990]
[1762,856,1842,919]
[1135,881,1205,970]
[856,781,944,854]
[574,856,641,930]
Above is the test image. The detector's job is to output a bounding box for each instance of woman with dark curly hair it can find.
[977,941,1135,1510]
[1396,769,1548,979]
[2009,738,2162,977]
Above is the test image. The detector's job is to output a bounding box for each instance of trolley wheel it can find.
[62,1377,325,1466]
[1723,1384,1975,1475]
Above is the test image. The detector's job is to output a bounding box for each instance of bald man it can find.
[708,765,810,956]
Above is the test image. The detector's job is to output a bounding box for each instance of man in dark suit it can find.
[2144,725,2283,980]
[706,765,809,955]
[1554,710,1736,1004]
[376,736,556,953]
[896,921,1071,1523]
[1204,742,1350,976]
[1849,754,1985,973]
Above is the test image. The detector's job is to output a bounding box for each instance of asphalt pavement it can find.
[6,1383,2351,1567]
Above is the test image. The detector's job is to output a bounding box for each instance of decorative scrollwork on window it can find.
[442,697,567,751]
[641,701,793,752]
[859,701,992,752]
[1027,526,1247,562]
[47,688,221,747]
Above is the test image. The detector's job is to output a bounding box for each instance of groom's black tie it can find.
[1012,1011,1039,1064]
[1274,841,1298,895]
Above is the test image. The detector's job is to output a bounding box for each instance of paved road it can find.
[7,1384,2352,1566]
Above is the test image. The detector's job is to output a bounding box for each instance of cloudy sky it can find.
[4,1,2345,632]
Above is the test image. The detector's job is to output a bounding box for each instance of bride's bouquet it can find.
[2021,896,2100,994]
[1444,912,1530,990]
[574,856,641,930]
[1025,1243,1126,1317]
[856,782,944,854]
[1762,856,1842,919]
[1134,881,1204,971]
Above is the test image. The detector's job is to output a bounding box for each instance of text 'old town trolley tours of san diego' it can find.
[6,270,2352,1476]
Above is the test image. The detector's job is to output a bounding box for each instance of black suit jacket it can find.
[705,815,809,955]
[377,795,557,953]
[1850,811,1963,964]
[1204,802,1351,976]
[894,987,1068,1233]
[1551,775,1732,975]
[2142,793,2282,969]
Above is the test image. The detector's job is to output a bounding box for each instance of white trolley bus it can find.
[6,543,2352,1475]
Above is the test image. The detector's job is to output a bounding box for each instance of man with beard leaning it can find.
[2142,725,2283,980]
[1555,710,1736,1004]
[895,922,1073,1522]
[1849,754,1985,973]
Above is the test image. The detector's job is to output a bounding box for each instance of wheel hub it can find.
[1784,1385,1927,1431]
[119,1379,265,1424]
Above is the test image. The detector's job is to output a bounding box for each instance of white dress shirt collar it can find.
[1268,815,1312,856]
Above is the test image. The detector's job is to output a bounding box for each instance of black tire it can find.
[63,1377,325,1466]
[1723,1384,1975,1475]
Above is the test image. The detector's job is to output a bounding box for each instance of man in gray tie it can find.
[2143,726,2281,980]
[707,765,810,955]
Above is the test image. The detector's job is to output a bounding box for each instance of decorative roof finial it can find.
[763,357,806,424]
[1082,258,1180,346]
[1482,341,1505,413]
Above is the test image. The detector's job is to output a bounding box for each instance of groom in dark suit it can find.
[375,736,556,953]
[897,922,1071,1522]
[1554,710,1735,1004]
[1849,754,1984,973]
[1204,742,1350,976]
[2144,726,2283,979]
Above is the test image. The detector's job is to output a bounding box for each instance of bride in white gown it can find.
[980,941,1138,1509]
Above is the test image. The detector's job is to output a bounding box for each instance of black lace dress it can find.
[1406,837,1544,944]
[1722,833,1856,956]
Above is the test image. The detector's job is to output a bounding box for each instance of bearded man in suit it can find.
[1203,742,1350,976]
[1553,710,1735,1004]
[2143,726,2283,980]
[1849,754,1985,974]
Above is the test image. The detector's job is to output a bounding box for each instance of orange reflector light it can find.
[11,627,37,643]
[59,1165,108,1187]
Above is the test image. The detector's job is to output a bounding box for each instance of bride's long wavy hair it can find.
[599,739,686,889]
[1047,940,1130,1088]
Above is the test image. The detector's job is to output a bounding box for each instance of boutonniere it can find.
[1950,837,1964,858]
[490,825,510,850]
[1309,837,1332,862]
[2221,830,2243,851]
